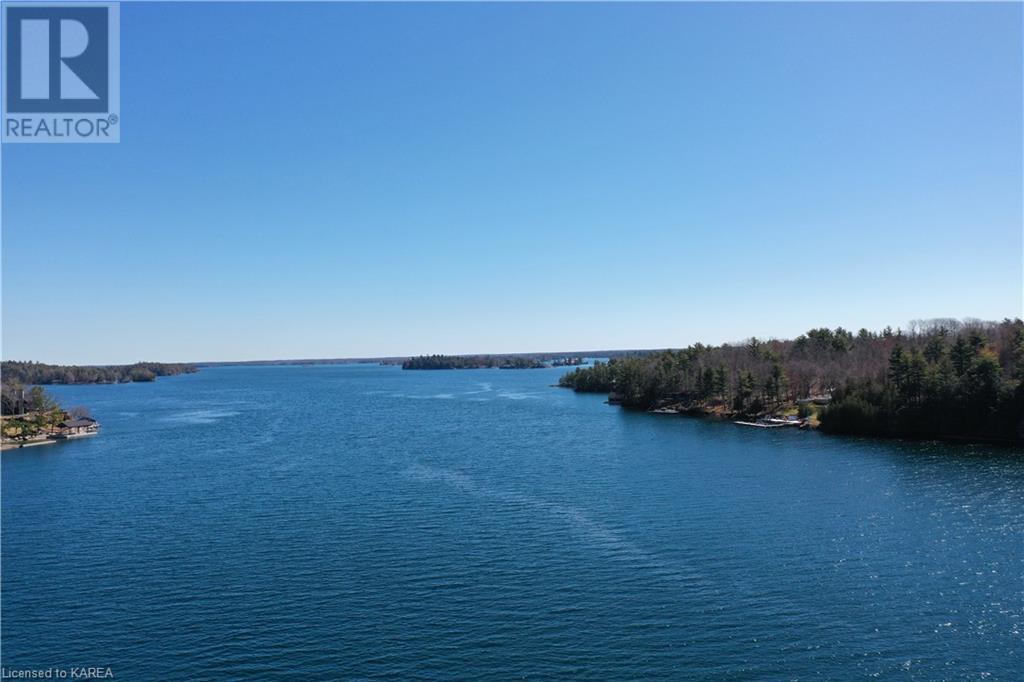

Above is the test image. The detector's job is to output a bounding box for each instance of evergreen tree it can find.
[923,336,945,364]
[950,338,972,377]
[888,346,908,389]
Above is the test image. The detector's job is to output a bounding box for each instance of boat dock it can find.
[734,418,804,429]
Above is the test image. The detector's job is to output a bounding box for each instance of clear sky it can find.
[2,2,1021,364]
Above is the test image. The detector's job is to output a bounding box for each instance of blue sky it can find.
[2,2,1021,364]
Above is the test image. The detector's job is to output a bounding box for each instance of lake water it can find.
[2,365,1021,679]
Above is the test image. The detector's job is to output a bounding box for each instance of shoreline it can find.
[556,320,1024,447]
[601,395,1023,448]
[1,438,59,451]
[1,431,100,451]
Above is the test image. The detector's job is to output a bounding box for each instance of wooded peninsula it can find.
[558,319,1023,445]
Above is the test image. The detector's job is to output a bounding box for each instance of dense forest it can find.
[558,319,1024,444]
[1,361,197,385]
[402,355,545,370]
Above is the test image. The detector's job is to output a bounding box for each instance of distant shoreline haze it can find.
[1,317,1018,373]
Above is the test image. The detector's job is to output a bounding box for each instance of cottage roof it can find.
[60,418,96,428]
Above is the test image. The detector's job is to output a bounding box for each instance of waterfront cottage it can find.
[55,417,99,437]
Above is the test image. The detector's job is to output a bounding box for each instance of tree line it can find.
[558,319,1024,443]
[1,361,198,422]
[402,355,544,370]
[1,361,197,385]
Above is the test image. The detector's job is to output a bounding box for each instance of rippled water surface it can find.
[3,365,1022,679]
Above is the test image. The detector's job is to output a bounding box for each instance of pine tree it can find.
[923,336,945,364]
[950,338,972,377]
[888,346,908,389]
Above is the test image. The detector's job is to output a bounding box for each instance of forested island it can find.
[1,361,197,385]
[403,354,545,370]
[558,319,1023,444]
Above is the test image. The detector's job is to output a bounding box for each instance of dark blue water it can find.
[3,365,1021,679]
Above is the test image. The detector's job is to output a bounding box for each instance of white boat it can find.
[765,417,803,427]
[733,420,788,429]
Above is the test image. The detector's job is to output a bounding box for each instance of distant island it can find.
[193,350,636,368]
[402,354,545,370]
[558,319,1023,445]
[401,354,590,370]
[1,361,198,385]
